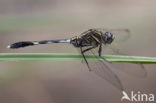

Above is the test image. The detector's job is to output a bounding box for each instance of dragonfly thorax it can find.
[70,29,114,48]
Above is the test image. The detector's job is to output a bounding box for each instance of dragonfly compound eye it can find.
[103,32,114,44]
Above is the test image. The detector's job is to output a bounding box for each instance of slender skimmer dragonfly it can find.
[7,28,147,91]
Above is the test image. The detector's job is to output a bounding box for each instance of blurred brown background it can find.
[0,0,156,103]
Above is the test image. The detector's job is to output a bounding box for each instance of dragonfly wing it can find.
[94,28,147,78]
[111,62,147,78]
[101,45,147,78]
[95,28,131,43]
[81,47,124,91]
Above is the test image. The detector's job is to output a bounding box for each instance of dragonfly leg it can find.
[80,47,92,71]
[98,45,112,63]
[82,46,95,54]
[98,44,102,56]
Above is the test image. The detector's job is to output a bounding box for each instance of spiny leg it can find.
[98,44,106,60]
[80,46,96,64]
[82,46,95,54]
[98,44,112,63]
[98,44,102,57]
[80,47,92,71]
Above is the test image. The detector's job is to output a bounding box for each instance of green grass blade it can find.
[0,53,156,64]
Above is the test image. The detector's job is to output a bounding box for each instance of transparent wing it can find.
[79,28,147,91]
[93,28,130,53]
[81,46,124,91]
[93,28,147,78]
[82,28,131,55]
[95,28,131,43]
[110,62,147,78]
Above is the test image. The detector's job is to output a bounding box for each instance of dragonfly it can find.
[7,28,146,91]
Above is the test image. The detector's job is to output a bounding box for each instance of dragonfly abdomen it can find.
[8,39,71,49]
[7,41,34,49]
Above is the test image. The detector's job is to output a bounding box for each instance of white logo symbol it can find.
[121,91,155,102]
[121,91,131,101]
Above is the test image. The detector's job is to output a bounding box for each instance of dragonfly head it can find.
[102,32,114,44]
